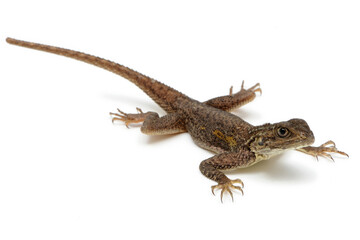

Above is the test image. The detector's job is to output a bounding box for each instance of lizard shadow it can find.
[146,134,181,144]
[104,93,164,113]
[144,134,317,182]
[231,108,261,123]
[226,154,317,182]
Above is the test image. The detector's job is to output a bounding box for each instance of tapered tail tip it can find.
[6,37,14,44]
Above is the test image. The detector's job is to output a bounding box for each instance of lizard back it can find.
[180,100,253,153]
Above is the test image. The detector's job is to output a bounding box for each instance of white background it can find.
[0,1,359,239]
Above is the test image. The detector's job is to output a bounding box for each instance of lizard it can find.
[6,37,349,202]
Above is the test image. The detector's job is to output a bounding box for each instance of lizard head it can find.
[247,118,315,158]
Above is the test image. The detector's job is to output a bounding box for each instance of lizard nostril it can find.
[300,132,307,139]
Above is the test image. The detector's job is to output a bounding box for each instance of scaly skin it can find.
[6,37,349,202]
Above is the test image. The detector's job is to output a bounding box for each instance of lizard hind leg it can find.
[110,108,186,135]
[204,81,262,112]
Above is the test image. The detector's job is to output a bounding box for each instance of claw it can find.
[317,140,349,159]
[298,140,349,161]
[234,81,262,96]
[110,108,148,128]
[211,179,244,202]
[136,107,143,114]
[232,185,244,196]
[229,86,234,96]
[241,80,245,90]
[249,83,262,96]
[241,81,262,95]
[320,140,336,148]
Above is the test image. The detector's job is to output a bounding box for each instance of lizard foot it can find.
[211,179,244,202]
[110,108,149,128]
[298,140,349,161]
[230,80,262,96]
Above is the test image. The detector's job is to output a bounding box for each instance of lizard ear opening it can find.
[257,137,264,146]
[276,127,290,138]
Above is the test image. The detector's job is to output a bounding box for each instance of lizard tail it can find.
[6,37,187,113]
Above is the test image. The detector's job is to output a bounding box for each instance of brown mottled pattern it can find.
[7,37,348,201]
[6,37,186,114]
[199,150,256,184]
[179,100,253,153]
[204,83,260,112]
[140,112,186,135]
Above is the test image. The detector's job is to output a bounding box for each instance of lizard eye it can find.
[277,127,290,138]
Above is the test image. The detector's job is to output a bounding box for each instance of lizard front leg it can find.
[297,140,349,161]
[204,81,261,112]
[110,109,186,135]
[199,150,256,202]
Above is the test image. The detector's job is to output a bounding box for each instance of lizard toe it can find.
[211,179,244,202]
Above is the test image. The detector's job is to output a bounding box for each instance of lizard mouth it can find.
[287,118,315,148]
[285,130,315,150]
